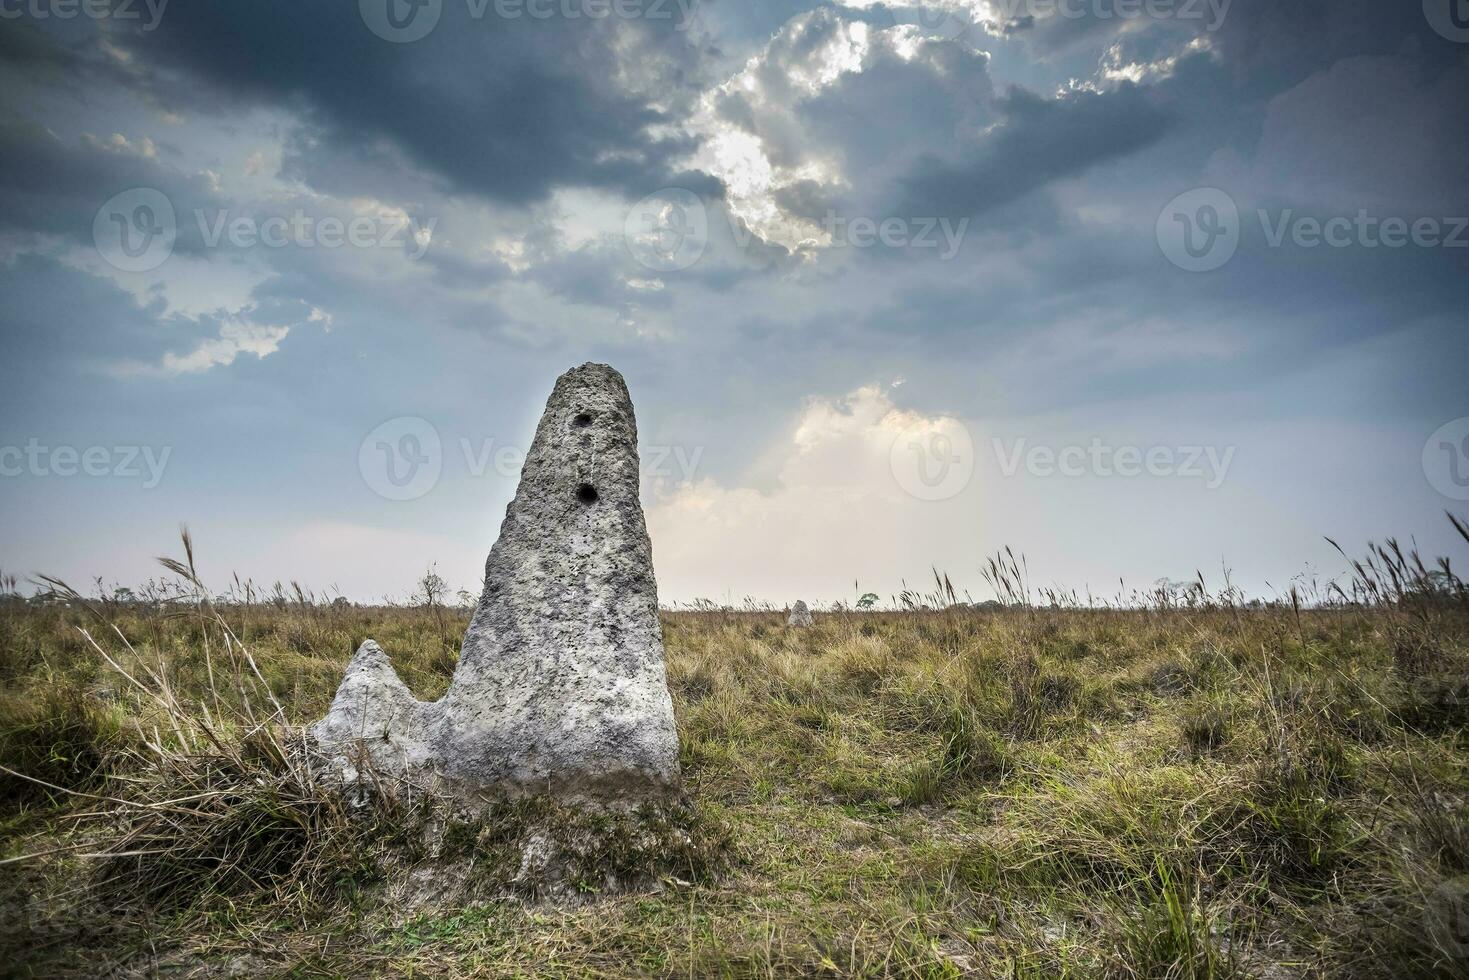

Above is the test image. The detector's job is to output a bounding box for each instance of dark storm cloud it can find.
[896,83,1173,219]
[0,255,166,389]
[1208,0,1462,87]
[772,178,841,224]
[1007,2,1194,56]
[102,0,708,204]
[0,112,440,275]
[698,10,1170,234]
[530,244,679,309]
[0,118,218,242]
[420,249,515,291]
[798,38,998,179]
[731,0,1468,422]
[0,17,77,70]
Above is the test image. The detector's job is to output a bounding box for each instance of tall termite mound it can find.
[312,363,681,809]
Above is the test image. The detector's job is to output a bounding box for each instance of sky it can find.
[0,0,1466,607]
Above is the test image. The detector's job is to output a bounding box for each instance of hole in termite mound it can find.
[572,412,593,427]
[576,483,599,505]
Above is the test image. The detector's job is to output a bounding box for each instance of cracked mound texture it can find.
[311,363,680,807]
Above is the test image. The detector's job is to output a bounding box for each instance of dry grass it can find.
[0,522,1467,978]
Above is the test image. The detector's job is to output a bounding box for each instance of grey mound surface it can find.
[311,363,681,808]
[787,600,813,627]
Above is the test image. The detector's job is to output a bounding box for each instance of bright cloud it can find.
[160,317,291,375]
[647,383,982,605]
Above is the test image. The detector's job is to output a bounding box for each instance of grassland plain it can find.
[0,530,1467,979]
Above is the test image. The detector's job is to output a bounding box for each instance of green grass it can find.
[0,552,1467,977]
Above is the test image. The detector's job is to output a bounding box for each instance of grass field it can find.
[1,530,1467,978]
